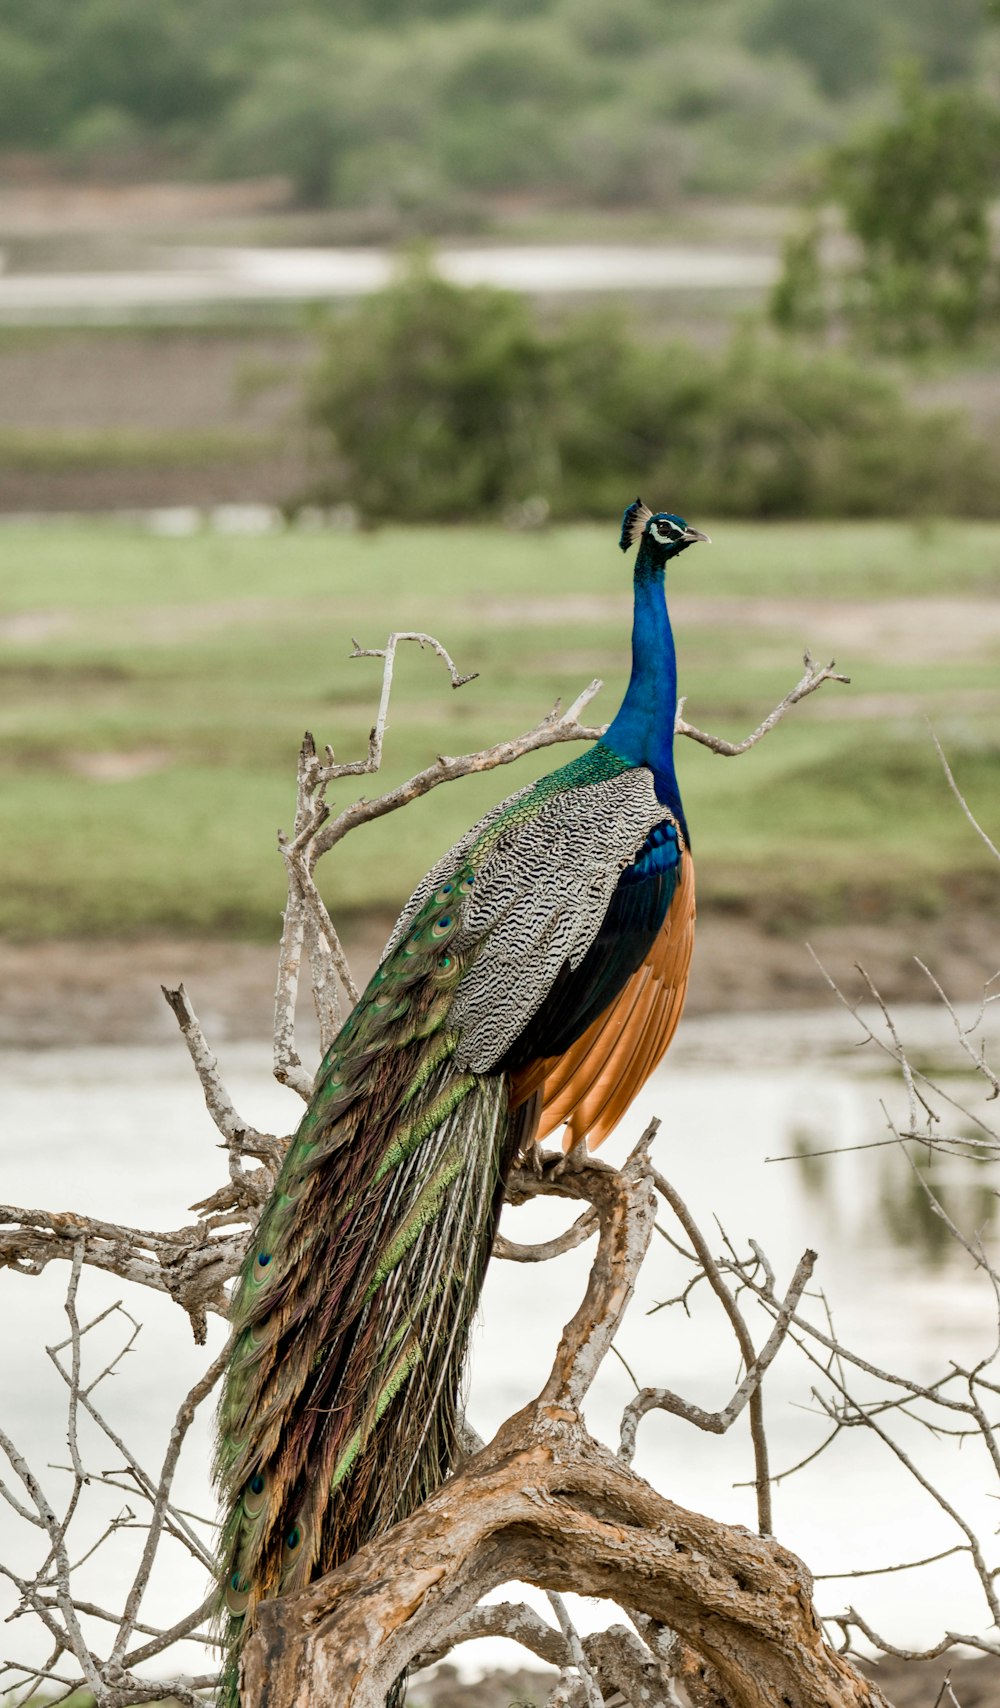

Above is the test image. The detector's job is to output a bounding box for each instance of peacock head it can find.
[619,497,710,562]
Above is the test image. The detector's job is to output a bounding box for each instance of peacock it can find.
[214,498,707,1703]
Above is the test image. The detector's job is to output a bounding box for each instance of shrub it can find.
[307,262,555,518]
[772,67,1000,349]
[645,333,998,518]
[306,262,1000,521]
[832,70,1000,347]
[0,29,55,147]
[745,0,885,97]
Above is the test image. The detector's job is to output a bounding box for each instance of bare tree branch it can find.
[675,650,849,756]
[547,1592,603,1708]
[412,1601,566,1671]
[494,1206,598,1263]
[621,1248,815,1467]
[649,1171,783,1535]
[23,625,1000,1706]
[0,1203,247,1337]
[160,984,276,1150]
[929,726,1000,865]
[242,1400,889,1708]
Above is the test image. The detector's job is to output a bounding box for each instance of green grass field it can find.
[1,518,998,939]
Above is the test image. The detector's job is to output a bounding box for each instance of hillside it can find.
[0,0,989,215]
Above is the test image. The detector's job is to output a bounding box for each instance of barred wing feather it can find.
[523,847,696,1150]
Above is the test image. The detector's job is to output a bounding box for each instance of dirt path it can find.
[2,907,996,1049]
[457,589,1000,664]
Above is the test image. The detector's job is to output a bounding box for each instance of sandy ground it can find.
[1,908,997,1049]
[0,175,293,235]
[411,1655,1000,1707]
[858,1655,1000,1708]
[0,326,313,511]
[0,331,310,431]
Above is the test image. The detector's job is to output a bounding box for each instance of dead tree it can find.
[3,634,998,1707]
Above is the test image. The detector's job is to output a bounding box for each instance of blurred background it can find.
[3,2,1000,1694]
[1,0,1000,999]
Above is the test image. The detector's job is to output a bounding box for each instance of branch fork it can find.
[240,1140,886,1708]
[28,620,999,1706]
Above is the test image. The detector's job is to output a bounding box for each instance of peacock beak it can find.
[682,526,711,545]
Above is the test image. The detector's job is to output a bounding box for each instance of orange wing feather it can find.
[510,851,696,1151]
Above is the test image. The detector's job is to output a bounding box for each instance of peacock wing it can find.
[445,754,670,1071]
[519,846,696,1150]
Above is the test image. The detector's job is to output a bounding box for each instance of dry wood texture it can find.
[239,1141,888,1708]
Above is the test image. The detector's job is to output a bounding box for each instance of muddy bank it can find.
[2,908,997,1049]
[411,1656,1000,1707]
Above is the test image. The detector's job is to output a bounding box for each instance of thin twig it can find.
[161,983,278,1149]
[930,726,1000,865]
[647,1171,795,1534]
[112,1340,230,1658]
[676,650,849,756]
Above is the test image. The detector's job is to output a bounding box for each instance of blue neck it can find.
[603,538,687,839]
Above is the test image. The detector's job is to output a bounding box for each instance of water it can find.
[1,1006,998,1685]
[0,243,777,324]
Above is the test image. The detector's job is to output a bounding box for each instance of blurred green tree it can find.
[885,0,985,82]
[307,261,556,517]
[746,0,884,96]
[210,36,370,205]
[0,29,56,146]
[769,220,827,334]
[834,69,1000,345]
[772,67,1000,348]
[0,0,936,209]
[54,0,230,129]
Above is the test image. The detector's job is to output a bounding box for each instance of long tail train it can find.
[214,875,524,1706]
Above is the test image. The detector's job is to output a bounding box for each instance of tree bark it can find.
[240,1404,891,1708]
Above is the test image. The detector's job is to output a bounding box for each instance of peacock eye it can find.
[225,1570,252,1614]
[247,1311,272,1346]
[285,1525,301,1551]
[243,1470,268,1516]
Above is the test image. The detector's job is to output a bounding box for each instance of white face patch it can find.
[650,518,684,546]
